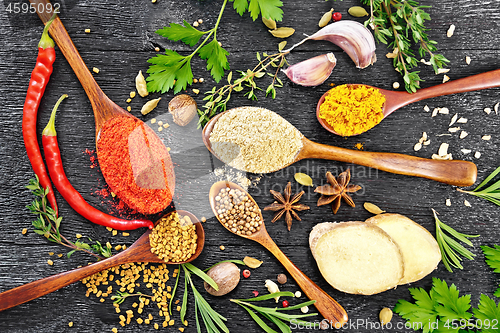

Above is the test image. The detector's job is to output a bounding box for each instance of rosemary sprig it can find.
[169,263,228,332]
[458,166,500,206]
[361,0,449,93]
[26,177,109,260]
[110,291,153,305]
[198,50,288,127]
[432,209,480,272]
[231,292,320,333]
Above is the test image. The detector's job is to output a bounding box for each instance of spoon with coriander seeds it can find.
[0,211,204,312]
[30,0,175,216]
[203,106,477,187]
[209,181,349,328]
[317,69,500,136]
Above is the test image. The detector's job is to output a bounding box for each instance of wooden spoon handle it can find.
[394,68,500,109]
[259,237,348,327]
[0,253,127,312]
[29,0,104,104]
[300,139,477,187]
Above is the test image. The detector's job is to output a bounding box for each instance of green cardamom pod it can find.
[278,41,287,52]
[269,27,295,38]
[348,6,369,17]
[262,17,277,30]
[294,173,314,187]
[319,8,333,28]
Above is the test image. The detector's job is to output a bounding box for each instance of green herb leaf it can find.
[473,294,500,333]
[248,0,283,21]
[170,264,181,315]
[240,305,280,333]
[198,39,230,83]
[181,273,189,322]
[432,209,479,272]
[236,291,295,302]
[184,262,219,291]
[155,20,205,47]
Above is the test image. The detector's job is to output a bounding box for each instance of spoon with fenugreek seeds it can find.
[29,0,175,215]
[316,69,500,136]
[209,181,349,328]
[0,211,204,312]
[203,107,477,187]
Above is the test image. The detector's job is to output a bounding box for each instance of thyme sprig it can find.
[361,0,449,93]
[26,176,110,260]
[458,166,500,206]
[432,209,480,272]
[198,50,288,127]
[231,292,320,333]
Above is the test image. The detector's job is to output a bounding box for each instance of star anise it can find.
[314,169,361,214]
[264,182,310,231]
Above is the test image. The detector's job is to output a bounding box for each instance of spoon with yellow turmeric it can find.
[317,68,500,136]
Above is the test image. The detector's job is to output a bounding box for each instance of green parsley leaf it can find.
[231,0,283,21]
[482,245,500,296]
[198,39,230,83]
[473,294,500,333]
[155,20,205,47]
[231,0,249,16]
[146,50,193,93]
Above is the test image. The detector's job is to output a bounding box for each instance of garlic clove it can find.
[284,20,376,69]
[282,53,337,87]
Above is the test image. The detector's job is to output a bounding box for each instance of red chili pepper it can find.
[42,95,154,231]
[23,12,59,215]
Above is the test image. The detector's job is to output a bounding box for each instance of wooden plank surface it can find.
[0,0,499,331]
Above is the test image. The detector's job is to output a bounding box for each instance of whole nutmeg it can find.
[168,94,197,126]
[204,262,240,296]
[277,273,287,284]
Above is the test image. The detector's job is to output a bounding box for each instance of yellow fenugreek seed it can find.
[106,227,113,231]
[47,259,54,266]
[100,298,105,302]
[126,98,132,103]
[176,305,181,312]
[179,328,185,332]
[132,302,138,308]
[154,323,159,329]
[68,322,73,327]
[123,232,130,236]
[127,106,132,112]
[130,91,136,98]
[137,318,144,324]
[183,320,188,326]
[76,234,82,239]
[169,320,174,325]
[22,228,28,235]
[92,67,99,73]
[57,253,63,257]
[219,245,225,251]
[49,252,54,256]
[115,245,122,251]
[106,242,112,249]
[119,315,126,322]
[112,328,118,333]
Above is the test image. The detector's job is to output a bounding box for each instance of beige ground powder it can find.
[209,107,303,173]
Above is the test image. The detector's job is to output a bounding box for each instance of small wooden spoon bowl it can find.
[0,210,204,312]
[209,181,349,327]
[317,68,500,136]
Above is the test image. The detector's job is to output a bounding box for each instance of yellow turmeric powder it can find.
[318,84,386,136]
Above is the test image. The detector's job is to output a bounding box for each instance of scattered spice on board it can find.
[96,116,175,215]
[214,187,263,236]
[318,85,386,136]
[149,212,197,262]
[209,107,303,173]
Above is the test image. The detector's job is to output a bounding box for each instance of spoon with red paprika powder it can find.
[29,0,175,215]
[0,210,204,312]
[317,68,500,136]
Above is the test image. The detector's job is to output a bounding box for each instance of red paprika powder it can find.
[96,116,175,215]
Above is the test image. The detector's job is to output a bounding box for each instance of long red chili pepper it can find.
[42,95,154,231]
[23,12,58,215]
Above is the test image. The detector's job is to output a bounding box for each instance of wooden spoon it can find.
[29,0,134,141]
[202,110,477,187]
[209,181,348,328]
[0,210,204,312]
[317,69,500,136]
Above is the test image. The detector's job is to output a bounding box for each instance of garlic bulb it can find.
[284,20,376,69]
[282,53,337,86]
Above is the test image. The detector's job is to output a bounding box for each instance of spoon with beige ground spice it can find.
[317,69,500,136]
[0,210,204,312]
[209,180,348,328]
[203,106,476,187]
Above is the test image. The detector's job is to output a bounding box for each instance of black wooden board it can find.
[1,0,500,332]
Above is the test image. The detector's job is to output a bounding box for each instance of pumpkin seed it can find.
[278,41,287,52]
[348,6,369,17]
[269,27,295,38]
[262,17,277,30]
[294,172,313,187]
[318,8,333,27]
[364,202,386,215]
